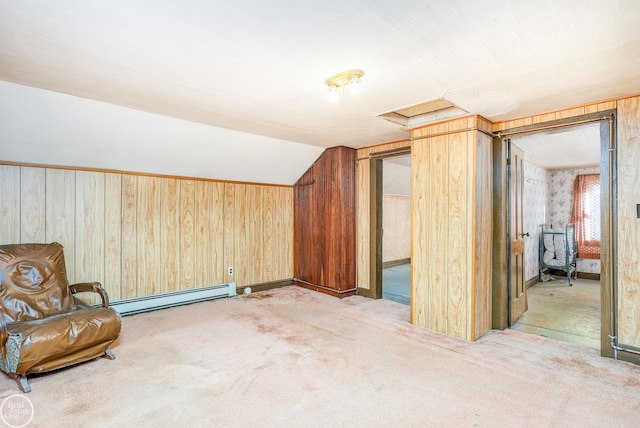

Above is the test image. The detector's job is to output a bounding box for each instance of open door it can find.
[508,141,527,325]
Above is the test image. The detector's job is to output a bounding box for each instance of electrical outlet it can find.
[228,266,234,276]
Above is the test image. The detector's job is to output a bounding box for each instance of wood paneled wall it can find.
[294,146,357,297]
[0,164,293,301]
[617,96,640,348]
[411,116,492,341]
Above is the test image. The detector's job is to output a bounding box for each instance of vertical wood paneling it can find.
[2,162,294,301]
[293,147,357,295]
[45,170,75,275]
[428,136,448,334]
[194,180,210,287]
[280,186,294,280]
[411,139,430,326]
[263,186,275,281]
[249,185,263,284]
[75,172,105,282]
[104,173,122,300]
[137,176,162,296]
[0,165,20,245]
[446,131,469,339]
[617,96,640,347]
[121,174,138,299]
[20,167,46,243]
[209,182,225,285]
[179,180,195,289]
[356,157,371,289]
[75,171,105,304]
[160,178,180,293]
[474,132,493,339]
[223,183,235,284]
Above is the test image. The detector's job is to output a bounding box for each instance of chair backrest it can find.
[0,243,75,322]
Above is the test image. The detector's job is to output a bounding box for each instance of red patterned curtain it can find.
[571,174,600,259]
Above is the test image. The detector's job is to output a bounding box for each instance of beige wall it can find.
[382,195,410,263]
[0,164,293,302]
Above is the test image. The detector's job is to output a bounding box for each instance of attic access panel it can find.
[378,98,468,129]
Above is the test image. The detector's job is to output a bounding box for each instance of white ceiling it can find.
[512,122,602,169]
[0,0,638,182]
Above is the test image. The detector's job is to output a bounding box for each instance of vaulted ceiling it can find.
[1,0,639,183]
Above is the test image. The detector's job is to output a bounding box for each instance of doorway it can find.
[509,122,602,349]
[380,154,411,305]
[493,112,615,355]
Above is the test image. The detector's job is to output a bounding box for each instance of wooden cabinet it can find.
[293,146,356,297]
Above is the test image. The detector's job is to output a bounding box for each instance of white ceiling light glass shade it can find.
[325,69,364,102]
[328,86,340,103]
[349,77,361,95]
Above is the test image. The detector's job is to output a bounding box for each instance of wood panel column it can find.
[293,146,357,297]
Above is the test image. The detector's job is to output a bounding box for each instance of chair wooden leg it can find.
[103,348,116,360]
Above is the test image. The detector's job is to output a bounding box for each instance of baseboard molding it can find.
[236,279,294,295]
[294,279,357,298]
[356,287,376,299]
[383,258,410,268]
[577,272,601,281]
[526,277,539,289]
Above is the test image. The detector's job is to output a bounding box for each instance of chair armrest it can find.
[0,312,7,364]
[70,282,110,308]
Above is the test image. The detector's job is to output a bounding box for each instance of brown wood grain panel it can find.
[262,185,275,281]
[411,138,430,326]
[249,185,264,284]
[585,101,616,113]
[473,132,493,339]
[194,180,210,287]
[104,173,122,301]
[293,147,356,295]
[180,180,195,289]
[0,165,20,245]
[616,96,640,347]
[356,157,371,289]
[45,169,76,281]
[20,167,46,243]
[121,174,138,299]
[223,183,235,284]
[161,178,180,293]
[137,176,162,296]
[75,171,105,281]
[232,184,250,286]
[556,106,586,119]
[280,186,294,280]
[428,135,449,334]
[209,182,225,285]
[532,112,557,124]
[446,131,469,339]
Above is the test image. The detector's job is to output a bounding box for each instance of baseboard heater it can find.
[110,283,237,316]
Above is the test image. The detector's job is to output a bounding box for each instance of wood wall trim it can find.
[0,160,293,188]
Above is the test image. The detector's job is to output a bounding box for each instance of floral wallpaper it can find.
[524,162,548,280]
[522,163,601,279]
[547,165,600,274]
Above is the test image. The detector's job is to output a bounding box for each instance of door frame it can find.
[491,111,616,358]
[364,147,412,300]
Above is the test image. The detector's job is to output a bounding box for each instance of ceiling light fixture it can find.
[325,69,364,102]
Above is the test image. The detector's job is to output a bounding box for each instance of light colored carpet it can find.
[1,286,639,427]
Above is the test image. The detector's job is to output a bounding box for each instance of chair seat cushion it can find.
[4,306,121,374]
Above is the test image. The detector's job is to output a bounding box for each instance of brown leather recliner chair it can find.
[0,242,121,393]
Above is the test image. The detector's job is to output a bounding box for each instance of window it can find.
[571,174,600,259]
